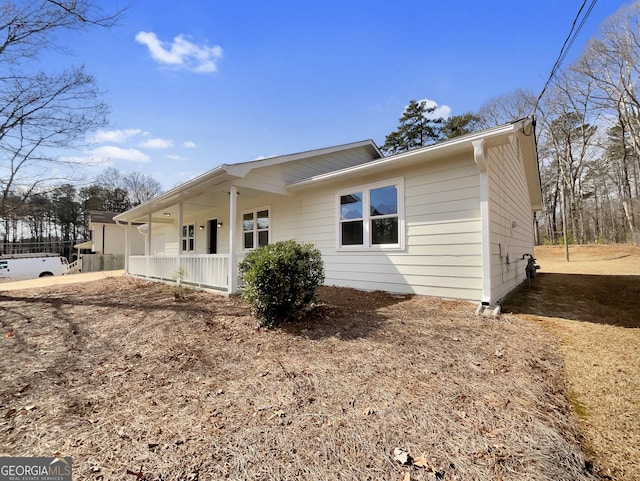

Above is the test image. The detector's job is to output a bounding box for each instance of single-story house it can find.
[73,211,145,272]
[114,118,541,308]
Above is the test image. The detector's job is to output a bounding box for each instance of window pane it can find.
[257,210,269,229]
[182,239,187,251]
[372,217,398,244]
[182,225,187,237]
[244,232,254,249]
[340,192,362,220]
[341,220,363,245]
[189,239,194,251]
[188,225,194,237]
[370,185,397,216]
[258,230,269,247]
[243,213,254,232]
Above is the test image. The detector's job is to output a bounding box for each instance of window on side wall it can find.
[337,178,403,250]
[243,208,270,250]
[182,224,195,252]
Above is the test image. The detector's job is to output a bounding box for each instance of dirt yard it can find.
[0,245,637,481]
[502,244,640,481]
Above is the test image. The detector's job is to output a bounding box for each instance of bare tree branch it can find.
[0,0,123,218]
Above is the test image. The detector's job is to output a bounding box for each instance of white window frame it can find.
[182,223,195,252]
[336,177,404,251]
[242,206,271,251]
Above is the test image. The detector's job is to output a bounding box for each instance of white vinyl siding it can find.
[486,142,535,303]
[288,157,484,301]
[152,233,166,255]
[131,128,538,304]
[103,226,126,255]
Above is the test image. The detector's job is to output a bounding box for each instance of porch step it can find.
[68,259,82,273]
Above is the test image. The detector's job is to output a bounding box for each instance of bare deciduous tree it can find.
[96,167,163,207]
[477,89,537,128]
[575,2,640,236]
[0,1,124,219]
[122,171,163,206]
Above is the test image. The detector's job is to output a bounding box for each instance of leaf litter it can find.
[0,276,596,480]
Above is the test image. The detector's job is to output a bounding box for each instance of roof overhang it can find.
[114,139,382,224]
[227,139,382,175]
[515,123,543,211]
[114,167,239,223]
[74,240,94,250]
[288,119,543,212]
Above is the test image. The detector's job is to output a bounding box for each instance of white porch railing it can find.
[128,255,229,290]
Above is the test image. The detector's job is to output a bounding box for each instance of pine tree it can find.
[381,100,445,154]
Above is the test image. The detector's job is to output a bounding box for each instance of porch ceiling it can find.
[161,185,268,218]
[115,171,275,223]
[113,169,235,223]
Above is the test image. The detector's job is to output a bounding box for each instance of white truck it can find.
[0,254,69,280]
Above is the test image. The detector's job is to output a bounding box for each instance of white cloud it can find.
[135,31,223,73]
[183,141,197,149]
[166,154,187,161]
[408,99,452,120]
[139,137,173,149]
[57,155,103,165]
[92,146,150,163]
[91,129,143,144]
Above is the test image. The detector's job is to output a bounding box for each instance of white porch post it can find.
[124,223,130,273]
[178,203,184,283]
[146,214,152,278]
[473,139,492,305]
[228,185,237,294]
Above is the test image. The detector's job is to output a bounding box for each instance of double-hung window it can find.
[338,178,403,249]
[243,208,270,250]
[182,224,195,252]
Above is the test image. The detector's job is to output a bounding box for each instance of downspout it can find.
[472,139,493,306]
[102,224,105,254]
[228,185,237,294]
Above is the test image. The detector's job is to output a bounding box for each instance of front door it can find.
[207,219,218,254]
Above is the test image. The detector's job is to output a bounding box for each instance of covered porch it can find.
[114,162,288,295]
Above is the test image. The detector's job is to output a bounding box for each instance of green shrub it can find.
[239,240,325,328]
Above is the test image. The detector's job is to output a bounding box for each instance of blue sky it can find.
[51,0,626,190]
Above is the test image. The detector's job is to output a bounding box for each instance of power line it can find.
[533,0,598,113]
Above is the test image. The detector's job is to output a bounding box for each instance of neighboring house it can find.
[74,211,145,272]
[114,118,541,308]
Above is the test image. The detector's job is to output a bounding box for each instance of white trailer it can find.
[0,254,69,280]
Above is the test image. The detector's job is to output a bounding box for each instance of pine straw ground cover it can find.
[0,278,594,481]
[502,244,640,481]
